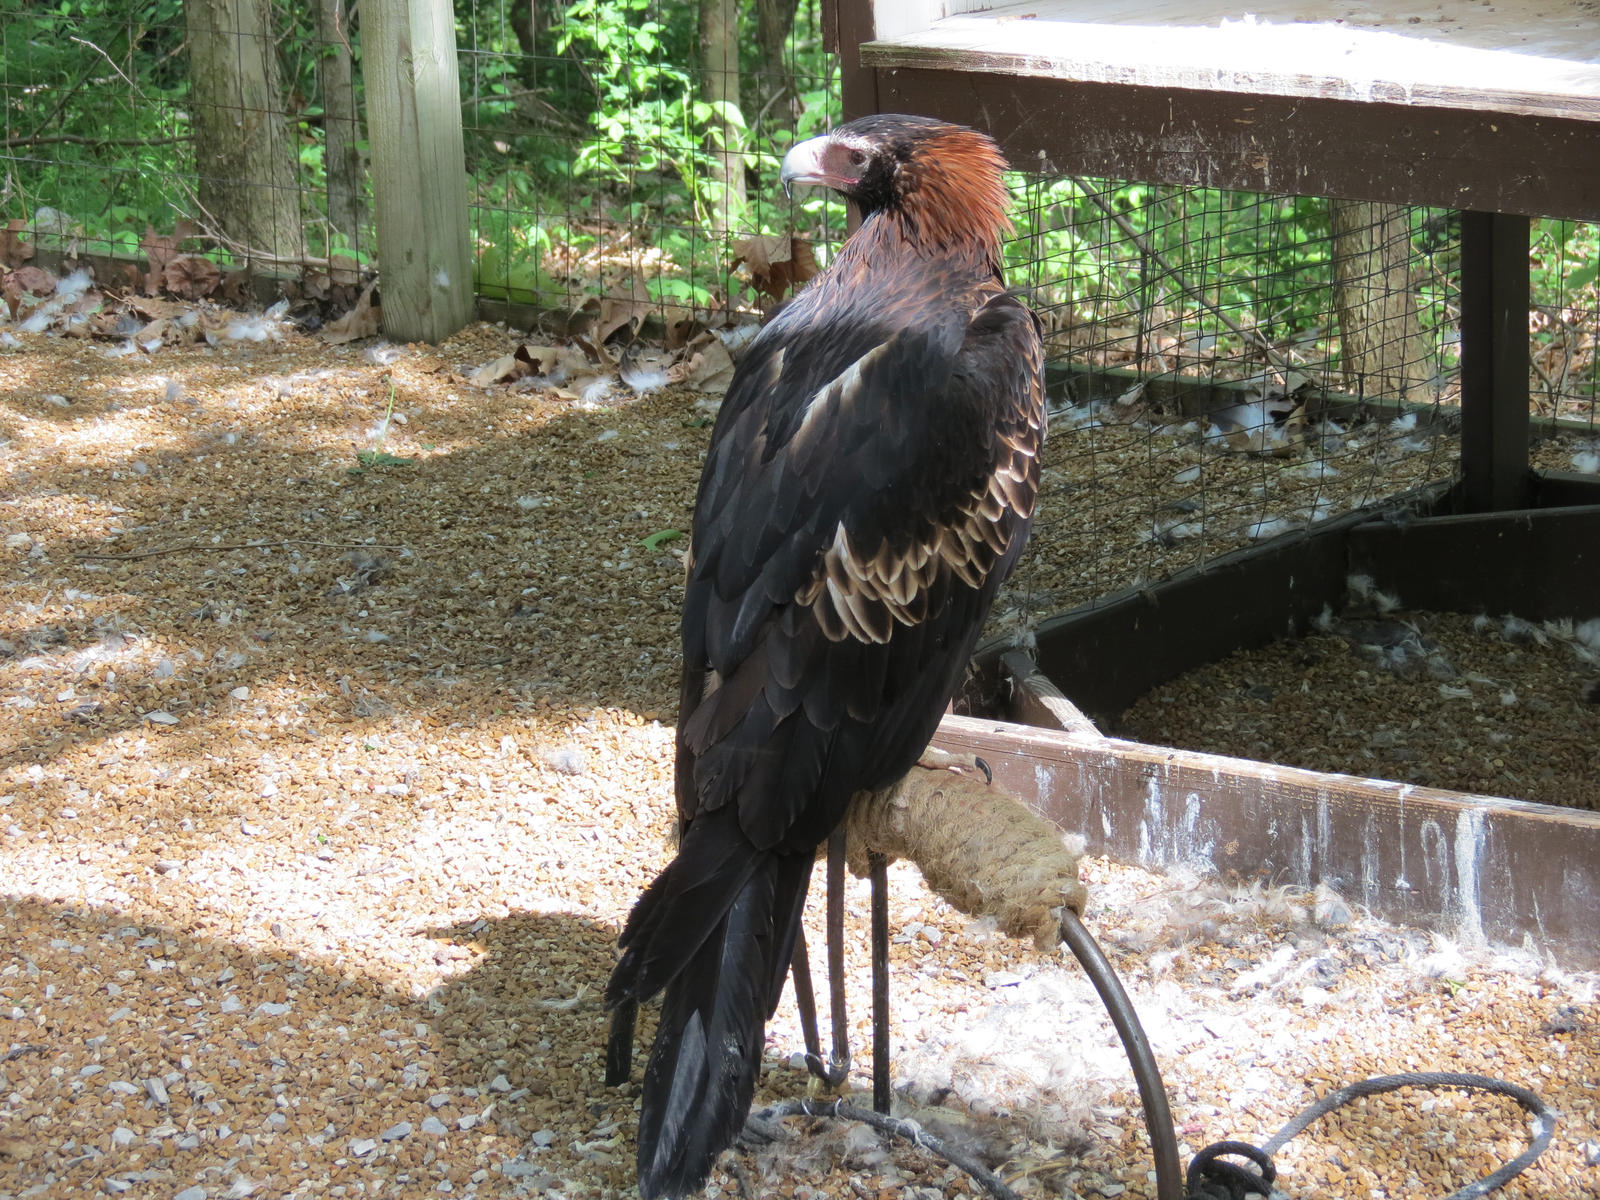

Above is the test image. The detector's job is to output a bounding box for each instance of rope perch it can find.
[842,754,1088,949]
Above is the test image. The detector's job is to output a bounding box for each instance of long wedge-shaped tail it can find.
[608,822,813,1200]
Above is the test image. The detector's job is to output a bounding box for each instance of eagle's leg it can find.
[824,829,852,1084]
[792,829,851,1091]
[789,931,830,1082]
[869,850,891,1114]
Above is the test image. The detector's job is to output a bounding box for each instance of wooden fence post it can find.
[364,0,473,344]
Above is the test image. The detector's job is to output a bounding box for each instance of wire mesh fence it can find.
[996,178,1600,630]
[3,3,197,262]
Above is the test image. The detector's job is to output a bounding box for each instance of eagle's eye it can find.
[847,149,867,167]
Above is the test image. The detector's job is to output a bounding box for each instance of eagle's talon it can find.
[915,747,993,784]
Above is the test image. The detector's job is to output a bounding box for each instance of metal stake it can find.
[869,851,890,1114]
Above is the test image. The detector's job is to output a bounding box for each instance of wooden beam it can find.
[857,3,1600,125]
[1534,469,1600,508]
[866,70,1600,220]
[831,0,880,122]
[930,713,1600,968]
[1348,504,1600,620]
[1457,212,1532,512]
[364,0,474,345]
[989,489,1592,728]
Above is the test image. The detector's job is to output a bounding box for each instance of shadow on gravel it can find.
[0,895,640,1196]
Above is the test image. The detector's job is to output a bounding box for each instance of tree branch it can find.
[1072,179,1296,379]
[3,133,192,150]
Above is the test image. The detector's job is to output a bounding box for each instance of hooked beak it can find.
[779,134,840,199]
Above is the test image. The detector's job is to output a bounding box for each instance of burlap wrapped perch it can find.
[840,751,1088,950]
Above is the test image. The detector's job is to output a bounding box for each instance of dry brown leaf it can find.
[139,222,197,296]
[1,219,33,269]
[322,279,381,343]
[592,300,635,346]
[164,254,222,299]
[136,317,174,347]
[329,254,361,289]
[468,343,560,387]
[570,330,613,366]
[733,233,817,306]
[219,269,253,307]
[662,305,701,350]
[66,287,105,316]
[517,343,560,376]
[468,352,519,387]
[571,274,653,347]
[679,337,735,395]
[300,265,332,301]
[9,265,58,295]
[85,311,131,339]
[107,261,142,292]
[3,265,58,317]
[301,255,363,306]
[126,295,191,322]
[139,225,178,274]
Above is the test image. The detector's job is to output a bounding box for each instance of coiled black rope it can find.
[1184,1070,1557,1200]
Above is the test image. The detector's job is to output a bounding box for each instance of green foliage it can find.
[1533,218,1600,299]
[475,207,561,306]
[3,0,194,248]
[1007,178,1338,362]
[349,449,414,473]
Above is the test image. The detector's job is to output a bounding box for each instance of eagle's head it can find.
[779,113,1012,251]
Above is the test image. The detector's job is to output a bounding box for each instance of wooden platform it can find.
[861,1,1600,123]
[833,1,1600,217]
[968,479,1600,725]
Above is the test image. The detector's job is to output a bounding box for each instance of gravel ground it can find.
[2,326,1598,1200]
[1120,606,1600,810]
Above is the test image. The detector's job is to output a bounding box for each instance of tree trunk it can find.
[699,0,745,235]
[365,0,474,343]
[316,0,366,249]
[1330,200,1432,402]
[509,0,539,86]
[755,0,801,118]
[185,0,305,263]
